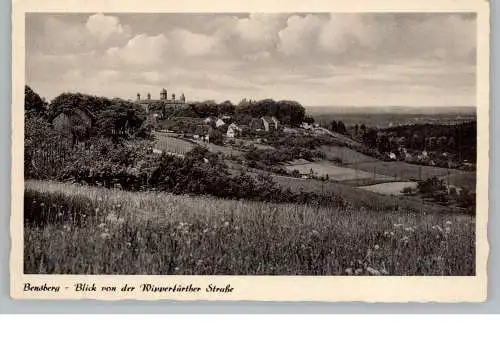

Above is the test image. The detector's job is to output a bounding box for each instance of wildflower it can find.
[57,212,63,217]
[436,226,443,232]
[383,231,389,236]
[401,236,409,243]
[63,225,71,232]
[82,214,87,218]
[174,267,180,272]
[40,202,45,206]
[374,245,380,250]
[404,227,415,232]
[446,221,452,226]
[354,268,363,275]
[95,208,100,213]
[345,268,353,275]
[98,223,106,229]
[125,242,131,247]
[390,232,395,236]
[311,230,319,236]
[366,267,381,276]
[224,221,230,227]
[445,227,451,233]
[393,223,402,228]
[380,268,389,275]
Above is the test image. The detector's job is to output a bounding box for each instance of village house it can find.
[226,123,242,138]
[260,116,278,132]
[215,118,226,128]
[49,107,96,145]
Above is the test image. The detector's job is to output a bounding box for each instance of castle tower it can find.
[147,92,151,100]
[136,93,141,101]
[160,88,167,100]
[180,93,186,103]
[172,93,176,102]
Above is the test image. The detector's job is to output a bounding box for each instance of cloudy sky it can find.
[26,12,476,107]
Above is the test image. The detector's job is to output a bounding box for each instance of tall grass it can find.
[24,180,475,275]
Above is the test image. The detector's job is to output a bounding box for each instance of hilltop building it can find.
[135,88,187,113]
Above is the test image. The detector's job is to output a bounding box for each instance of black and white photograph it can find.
[21,10,482,277]
[10,0,491,303]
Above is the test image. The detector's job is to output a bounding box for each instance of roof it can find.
[48,107,97,124]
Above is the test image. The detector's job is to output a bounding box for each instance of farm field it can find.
[24,180,475,275]
[285,160,394,182]
[154,132,195,154]
[268,174,453,213]
[345,160,467,182]
[358,181,418,196]
[192,140,243,157]
[319,145,379,164]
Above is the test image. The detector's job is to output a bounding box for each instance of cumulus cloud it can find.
[277,14,323,56]
[318,14,374,55]
[170,29,218,57]
[106,34,168,66]
[85,13,131,43]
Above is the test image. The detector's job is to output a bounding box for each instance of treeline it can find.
[383,122,477,163]
[149,98,307,126]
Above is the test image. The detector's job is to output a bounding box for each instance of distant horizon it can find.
[28,84,477,112]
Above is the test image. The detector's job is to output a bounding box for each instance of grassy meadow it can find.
[24,180,475,276]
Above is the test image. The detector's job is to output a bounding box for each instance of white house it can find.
[271,117,279,130]
[227,123,242,138]
[261,117,270,132]
[215,118,226,128]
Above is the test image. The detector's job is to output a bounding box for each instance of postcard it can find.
[11,0,490,302]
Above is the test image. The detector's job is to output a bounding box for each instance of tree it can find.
[303,115,315,124]
[218,100,235,116]
[337,121,347,134]
[208,128,224,145]
[330,120,338,131]
[25,85,48,117]
[364,128,378,148]
[360,124,367,134]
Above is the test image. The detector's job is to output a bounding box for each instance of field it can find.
[154,132,194,154]
[359,181,418,196]
[269,174,453,213]
[24,180,475,276]
[285,160,394,182]
[345,160,466,182]
[320,145,379,164]
[441,172,477,191]
[192,140,243,157]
